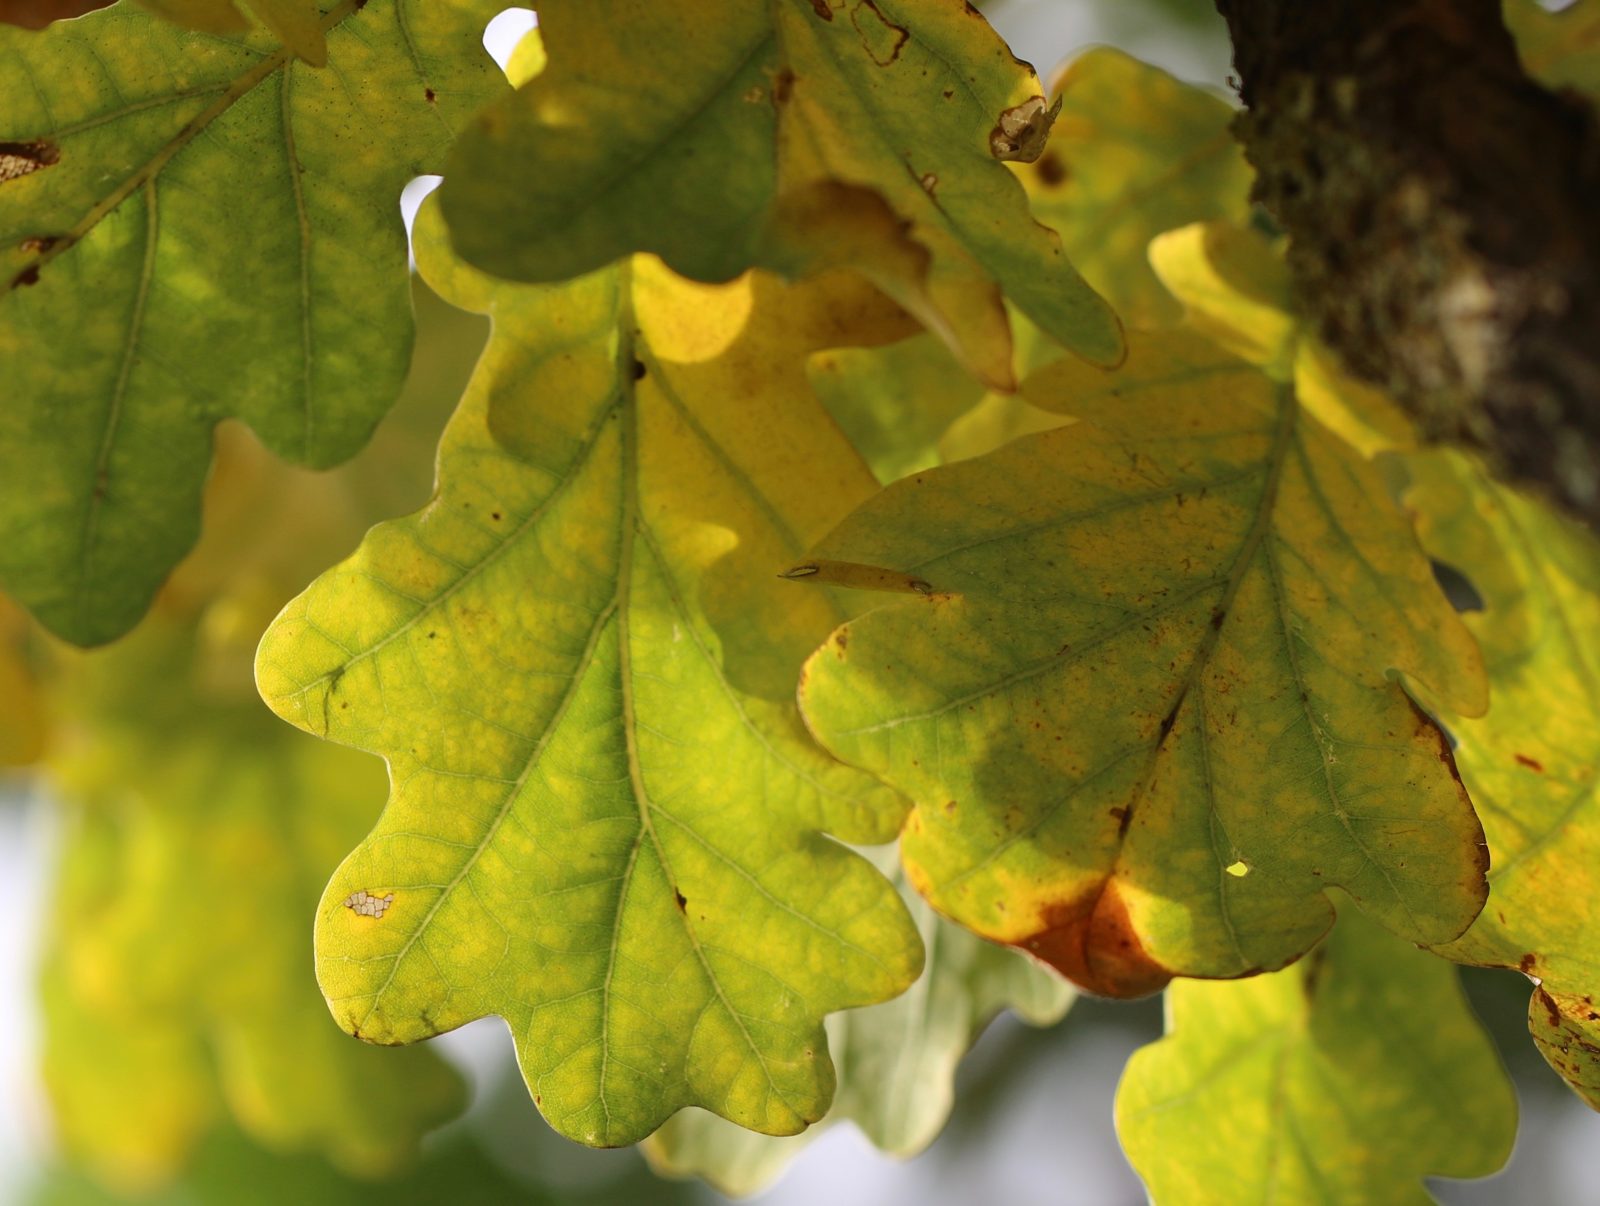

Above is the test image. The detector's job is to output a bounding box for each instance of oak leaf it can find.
[255,200,924,1147]
[794,332,1488,996]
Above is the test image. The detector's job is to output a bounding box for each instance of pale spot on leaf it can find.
[344,889,395,919]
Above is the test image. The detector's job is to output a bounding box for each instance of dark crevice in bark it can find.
[1216,0,1600,525]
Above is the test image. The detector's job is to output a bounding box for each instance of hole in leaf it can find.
[483,8,538,74]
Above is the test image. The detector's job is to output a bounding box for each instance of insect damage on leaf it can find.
[343,890,395,920]
[988,95,1057,162]
[847,0,908,67]
[0,138,59,183]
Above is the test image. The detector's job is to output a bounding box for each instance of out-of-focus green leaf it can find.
[40,947,217,1197]
[34,272,479,1192]
[0,0,504,645]
[255,200,923,1148]
[43,621,466,1186]
[1117,909,1516,1204]
[0,594,45,765]
[643,849,1072,1196]
[1409,450,1600,1109]
[27,1124,694,1206]
[1507,0,1600,96]
[443,2,1123,389]
[1016,47,1252,328]
[793,332,1487,998]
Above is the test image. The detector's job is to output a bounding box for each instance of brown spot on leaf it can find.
[1515,752,1544,772]
[631,358,647,381]
[424,87,436,103]
[851,0,908,66]
[0,138,58,185]
[808,0,832,18]
[12,265,40,288]
[1406,697,1490,899]
[674,888,687,912]
[1538,986,1564,1029]
[1016,879,1172,998]
[773,68,796,104]
[18,234,59,254]
[989,96,1056,162]
[1521,952,1538,974]
[1035,151,1067,186]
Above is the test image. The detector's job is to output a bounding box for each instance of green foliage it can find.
[0,0,503,644]
[256,201,923,1146]
[795,330,1487,996]
[1118,908,1516,1204]
[43,624,465,1186]
[1017,47,1252,328]
[1409,451,1600,1109]
[441,2,1124,387]
[3,2,1597,1202]
[644,851,1072,1195]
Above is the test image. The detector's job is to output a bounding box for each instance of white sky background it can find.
[3,4,1599,1204]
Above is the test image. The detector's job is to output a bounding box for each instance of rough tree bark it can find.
[1216,0,1600,525]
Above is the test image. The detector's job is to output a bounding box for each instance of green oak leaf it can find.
[441,0,1123,389]
[40,933,217,1196]
[1016,47,1253,329]
[1117,908,1516,1204]
[792,331,1488,997]
[642,848,1072,1196]
[0,0,504,646]
[1409,451,1600,1109]
[254,199,923,1148]
[43,620,465,1188]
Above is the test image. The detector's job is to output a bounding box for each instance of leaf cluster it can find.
[4,2,1600,1202]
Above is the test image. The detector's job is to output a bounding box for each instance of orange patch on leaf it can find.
[1015,879,1171,998]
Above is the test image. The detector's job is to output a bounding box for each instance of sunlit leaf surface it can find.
[1410,451,1600,1108]
[256,200,923,1147]
[796,332,1487,997]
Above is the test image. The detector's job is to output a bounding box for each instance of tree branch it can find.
[1216,0,1600,523]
